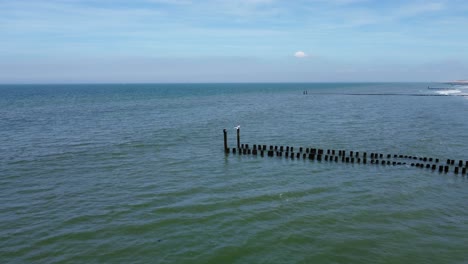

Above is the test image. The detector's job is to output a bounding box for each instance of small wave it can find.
[435,89,461,95]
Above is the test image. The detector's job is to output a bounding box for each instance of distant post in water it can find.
[236,126,241,150]
[223,129,228,153]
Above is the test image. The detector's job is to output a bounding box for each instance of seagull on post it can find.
[235,125,240,130]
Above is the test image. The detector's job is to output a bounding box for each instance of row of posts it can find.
[223,129,468,176]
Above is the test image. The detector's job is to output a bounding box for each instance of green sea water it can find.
[1,83,468,263]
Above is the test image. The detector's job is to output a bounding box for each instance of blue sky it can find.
[1,0,467,83]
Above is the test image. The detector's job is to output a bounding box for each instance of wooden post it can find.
[223,129,228,153]
[236,127,240,150]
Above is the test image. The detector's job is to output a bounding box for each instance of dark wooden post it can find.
[236,127,240,150]
[223,129,228,153]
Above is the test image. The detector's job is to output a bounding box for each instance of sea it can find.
[1,83,468,263]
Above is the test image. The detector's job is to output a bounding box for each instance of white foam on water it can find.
[436,89,461,95]
[455,85,468,97]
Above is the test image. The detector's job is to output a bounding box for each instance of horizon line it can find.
[0,81,442,85]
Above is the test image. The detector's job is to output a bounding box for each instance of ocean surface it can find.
[1,83,468,263]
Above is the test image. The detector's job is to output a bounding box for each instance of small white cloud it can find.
[294,51,308,58]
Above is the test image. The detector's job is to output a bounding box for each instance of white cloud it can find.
[294,51,308,58]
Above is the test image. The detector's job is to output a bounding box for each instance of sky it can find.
[0,0,467,83]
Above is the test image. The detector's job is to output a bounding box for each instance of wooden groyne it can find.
[427,87,456,90]
[223,129,468,176]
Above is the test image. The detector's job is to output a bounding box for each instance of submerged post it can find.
[223,129,228,153]
[236,127,241,150]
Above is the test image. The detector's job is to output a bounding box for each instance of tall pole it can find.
[223,129,228,153]
[237,127,240,150]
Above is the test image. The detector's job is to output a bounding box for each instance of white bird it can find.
[234,125,240,130]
